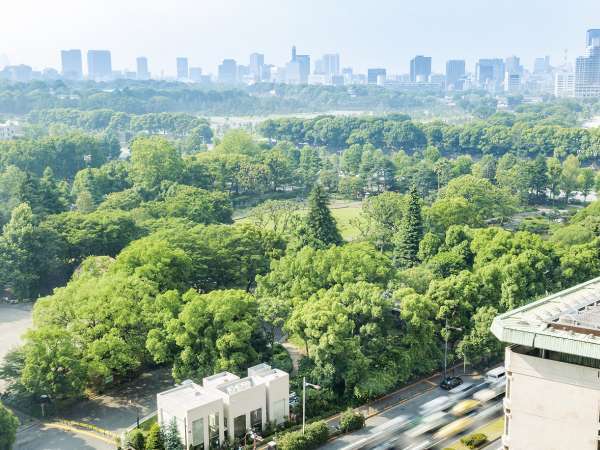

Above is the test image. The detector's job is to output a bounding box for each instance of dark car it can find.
[439,376,463,390]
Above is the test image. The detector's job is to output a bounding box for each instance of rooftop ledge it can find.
[491,276,600,360]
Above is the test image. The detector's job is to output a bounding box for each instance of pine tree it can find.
[164,418,183,450]
[393,186,423,268]
[300,184,343,249]
[145,423,165,450]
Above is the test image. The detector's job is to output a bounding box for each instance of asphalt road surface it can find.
[321,371,501,450]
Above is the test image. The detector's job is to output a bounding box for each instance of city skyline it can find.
[1,0,600,76]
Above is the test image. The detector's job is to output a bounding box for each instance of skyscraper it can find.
[322,54,340,77]
[61,49,83,80]
[218,59,238,84]
[249,53,265,81]
[533,56,551,74]
[367,68,386,85]
[291,45,297,62]
[410,55,432,82]
[505,55,523,75]
[136,57,150,80]
[87,50,112,81]
[575,45,600,97]
[296,55,310,83]
[176,57,189,80]
[445,60,466,89]
[476,58,505,89]
[587,29,600,48]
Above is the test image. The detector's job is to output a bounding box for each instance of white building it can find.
[554,71,575,98]
[0,120,22,141]
[492,277,600,450]
[157,364,289,449]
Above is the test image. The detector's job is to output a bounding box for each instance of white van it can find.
[485,367,506,384]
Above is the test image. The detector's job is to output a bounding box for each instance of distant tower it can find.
[291,45,297,62]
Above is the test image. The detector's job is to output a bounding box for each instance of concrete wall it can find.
[264,373,290,424]
[503,347,600,450]
[225,383,267,438]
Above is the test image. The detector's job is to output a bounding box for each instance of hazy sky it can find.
[1,0,599,76]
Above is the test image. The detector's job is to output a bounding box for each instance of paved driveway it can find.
[0,302,33,392]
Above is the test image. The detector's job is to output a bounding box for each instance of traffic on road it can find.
[340,368,506,450]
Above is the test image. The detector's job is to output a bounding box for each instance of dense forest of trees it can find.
[0,80,446,115]
[2,105,600,422]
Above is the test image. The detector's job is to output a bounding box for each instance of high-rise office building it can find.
[504,72,521,92]
[476,58,504,89]
[322,54,340,77]
[445,60,466,89]
[87,50,112,81]
[295,55,310,84]
[410,55,432,82]
[575,46,600,97]
[587,29,600,47]
[61,49,83,80]
[555,71,575,98]
[189,67,203,82]
[176,57,189,80]
[291,45,297,62]
[136,57,150,80]
[533,56,551,74]
[249,53,265,81]
[367,68,386,85]
[505,55,523,75]
[218,59,238,84]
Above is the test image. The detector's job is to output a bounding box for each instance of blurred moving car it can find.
[418,396,454,416]
[433,416,474,440]
[405,411,451,438]
[439,376,462,390]
[451,399,481,416]
[485,366,506,384]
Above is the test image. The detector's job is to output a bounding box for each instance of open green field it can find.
[235,199,363,241]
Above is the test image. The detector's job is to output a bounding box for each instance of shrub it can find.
[128,428,146,450]
[339,409,365,433]
[145,423,165,450]
[277,421,329,450]
[460,432,487,449]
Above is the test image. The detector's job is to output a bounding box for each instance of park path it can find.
[281,341,305,375]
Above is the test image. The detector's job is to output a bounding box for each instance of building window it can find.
[250,408,262,431]
[209,413,219,449]
[234,414,247,439]
[192,418,204,448]
[272,399,285,424]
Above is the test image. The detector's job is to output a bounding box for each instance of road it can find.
[321,371,499,450]
[14,423,115,450]
[0,302,33,392]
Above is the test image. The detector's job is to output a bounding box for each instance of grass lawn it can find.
[234,200,363,241]
[446,416,504,450]
[139,414,158,432]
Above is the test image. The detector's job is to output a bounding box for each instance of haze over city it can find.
[2,0,600,75]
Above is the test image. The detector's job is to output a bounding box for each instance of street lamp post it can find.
[443,318,462,380]
[302,377,321,434]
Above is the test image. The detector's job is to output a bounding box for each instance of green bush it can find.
[128,428,146,450]
[460,432,487,449]
[339,409,365,433]
[277,421,329,450]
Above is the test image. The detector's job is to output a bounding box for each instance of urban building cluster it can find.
[157,363,289,450]
[0,29,599,98]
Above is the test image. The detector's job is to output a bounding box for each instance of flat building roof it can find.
[491,276,600,360]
